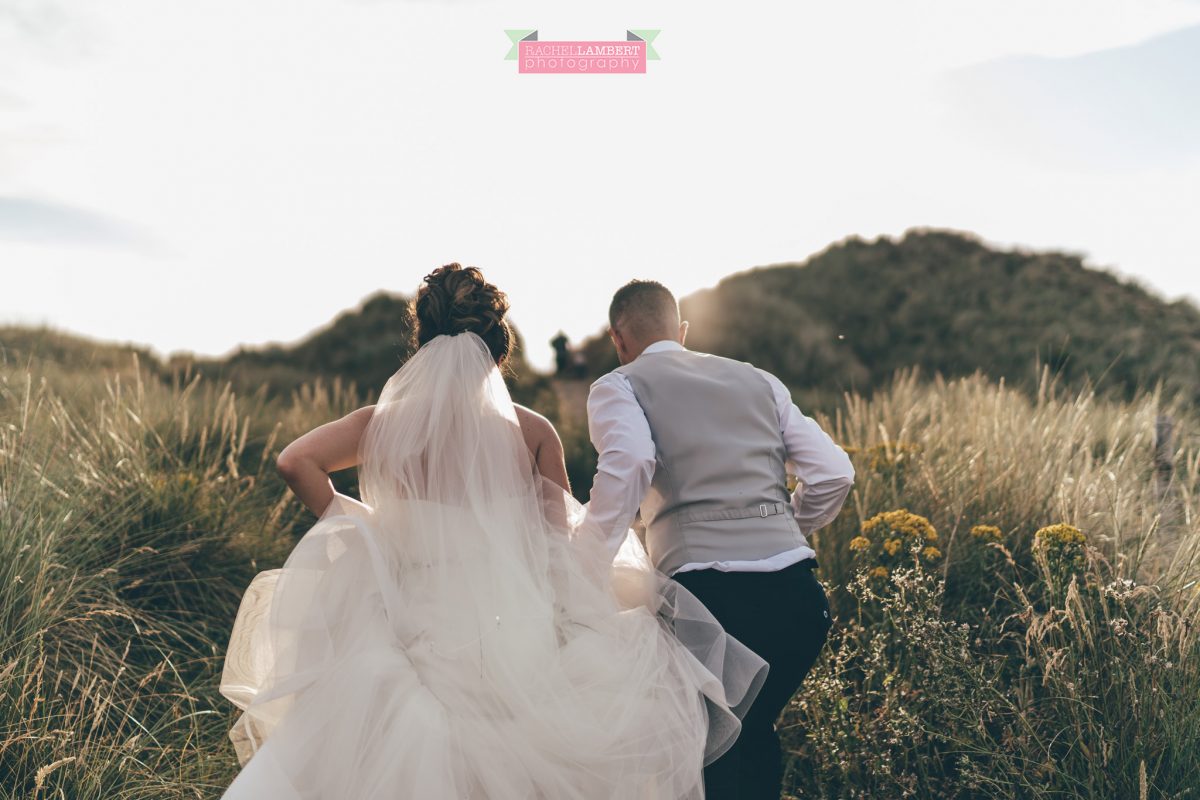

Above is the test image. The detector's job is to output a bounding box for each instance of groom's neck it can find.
[625,336,679,362]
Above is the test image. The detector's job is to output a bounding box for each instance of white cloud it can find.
[0,196,166,252]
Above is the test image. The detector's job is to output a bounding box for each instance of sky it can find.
[2,0,1199,371]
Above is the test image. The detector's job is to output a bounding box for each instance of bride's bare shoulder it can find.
[513,404,561,450]
[513,403,553,433]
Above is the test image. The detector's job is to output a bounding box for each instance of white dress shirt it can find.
[584,339,855,575]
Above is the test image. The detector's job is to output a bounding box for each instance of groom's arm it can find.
[584,373,656,560]
[757,368,856,536]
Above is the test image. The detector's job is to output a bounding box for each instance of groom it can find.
[585,280,855,800]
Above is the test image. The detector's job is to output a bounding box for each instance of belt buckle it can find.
[759,503,769,518]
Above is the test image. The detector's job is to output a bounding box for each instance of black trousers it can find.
[672,558,832,800]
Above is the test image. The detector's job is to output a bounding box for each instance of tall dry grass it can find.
[1,357,1197,798]
[0,358,360,798]
[782,367,1200,799]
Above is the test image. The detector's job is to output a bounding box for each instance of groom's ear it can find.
[608,326,630,365]
[679,320,689,345]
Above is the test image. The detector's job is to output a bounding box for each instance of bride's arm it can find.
[536,429,571,495]
[276,405,375,516]
[515,406,573,532]
[514,405,571,494]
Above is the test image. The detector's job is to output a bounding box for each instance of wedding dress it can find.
[218,331,768,799]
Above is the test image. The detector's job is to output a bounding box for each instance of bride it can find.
[217,263,768,799]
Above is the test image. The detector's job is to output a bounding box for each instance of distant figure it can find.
[551,330,572,375]
[551,331,588,378]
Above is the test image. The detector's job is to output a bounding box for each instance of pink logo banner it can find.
[520,40,645,73]
[504,30,660,74]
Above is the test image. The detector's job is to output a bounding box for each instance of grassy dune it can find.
[0,360,361,798]
[1,356,1197,798]
[781,368,1200,798]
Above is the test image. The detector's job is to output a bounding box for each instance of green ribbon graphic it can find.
[626,29,661,60]
[504,29,537,60]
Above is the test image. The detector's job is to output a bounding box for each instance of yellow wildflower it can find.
[884,538,903,556]
[849,536,871,552]
[1034,523,1087,582]
[921,546,942,561]
[861,509,938,544]
[869,566,889,579]
[1035,523,1085,547]
[971,525,1003,542]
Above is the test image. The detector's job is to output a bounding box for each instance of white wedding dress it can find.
[218,331,768,799]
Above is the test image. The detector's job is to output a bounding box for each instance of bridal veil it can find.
[218,331,768,799]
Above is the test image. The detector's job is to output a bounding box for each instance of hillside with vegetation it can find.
[1,290,558,421]
[172,290,558,414]
[578,229,1200,409]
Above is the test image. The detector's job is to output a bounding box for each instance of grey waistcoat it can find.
[615,348,810,575]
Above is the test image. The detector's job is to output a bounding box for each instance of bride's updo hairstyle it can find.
[414,263,514,365]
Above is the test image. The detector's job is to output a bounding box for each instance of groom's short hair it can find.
[609,280,679,340]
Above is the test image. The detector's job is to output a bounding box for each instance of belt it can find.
[674,501,789,525]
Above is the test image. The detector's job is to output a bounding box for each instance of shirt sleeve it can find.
[757,368,856,536]
[583,372,656,560]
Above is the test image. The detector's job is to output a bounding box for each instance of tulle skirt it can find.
[219,486,768,800]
